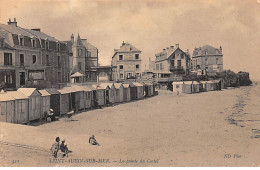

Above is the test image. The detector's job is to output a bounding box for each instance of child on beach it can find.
[50,137,60,158]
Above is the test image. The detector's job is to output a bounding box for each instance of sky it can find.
[0,0,259,80]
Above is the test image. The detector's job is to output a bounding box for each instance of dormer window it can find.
[45,41,49,49]
[204,50,208,55]
[57,43,60,52]
[32,39,36,47]
[19,37,24,46]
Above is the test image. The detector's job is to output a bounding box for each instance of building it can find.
[64,34,99,82]
[153,44,191,80]
[111,42,142,81]
[192,45,223,76]
[0,18,70,90]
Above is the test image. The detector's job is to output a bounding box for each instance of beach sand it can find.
[0,83,259,167]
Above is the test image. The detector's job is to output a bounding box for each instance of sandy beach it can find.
[0,83,260,167]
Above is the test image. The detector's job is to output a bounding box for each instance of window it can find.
[171,60,175,66]
[32,55,37,64]
[46,55,50,66]
[4,72,13,84]
[160,63,163,70]
[0,104,6,115]
[4,53,12,66]
[136,64,140,69]
[32,39,36,47]
[58,56,61,66]
[204,50,208,55]
[19,37,24,46]
[45,41,49,49]
[156,64,159,70]
[120,74,124,79]
[135,54,139,60]
[205,58,208,65]
[57,43,60,52]
[119,55,123,60]
[176,85,180,88]
[28,70,44,80]
[78,62,82,70]
[119,65,123,70]
[20,54,24,66]
[216,58,219,64]
[172,54,175,59]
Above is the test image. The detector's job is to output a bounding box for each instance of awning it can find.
[71,72,85,78]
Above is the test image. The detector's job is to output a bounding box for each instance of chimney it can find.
[122,41,126,46]
[71,34,74,43]
[31,28,41,32]
[163,49,166,53]
[7,18,17,27]
[175,44,179,48]
[170,46,174,50]
[166,47,170,51]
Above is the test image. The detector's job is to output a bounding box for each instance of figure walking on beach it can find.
[50,137,60,158]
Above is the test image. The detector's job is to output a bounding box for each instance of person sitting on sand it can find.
[50,137,60,158]
[89,135,100,146]
[60,139,70,157]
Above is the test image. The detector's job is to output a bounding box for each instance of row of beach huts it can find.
[0,82,155,124]
[172,80,222,94]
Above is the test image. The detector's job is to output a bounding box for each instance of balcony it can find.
[170,66,183,71]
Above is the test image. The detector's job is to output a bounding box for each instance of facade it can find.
[192,45,223,76]
[111,42,142,81]
[64,34,99,82]
[153,44,191,79]
[0,18,70,90]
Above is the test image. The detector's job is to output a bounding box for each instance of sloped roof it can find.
[112,42,141,58]
[122,84,130,88]
[100,83,114,89]
[183,81,193,85]
[57,88,70,94]
[17,88,38,97]
[194,45,221,56]
[92,84,106,90]
[172,82,184,85]
[8,91,28,100]
[39,90,50,96]
[114,83,123,89]
[132,82,143,87]
[0,91,15,101]
[45,88,60,95]
[0,23,33,37]
[71,72,85,78]
[79,86,92,92]
[23,28,58,41]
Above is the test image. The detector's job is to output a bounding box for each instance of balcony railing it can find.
[169,66,183,71]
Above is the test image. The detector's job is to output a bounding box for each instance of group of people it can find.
[50,135,99,158]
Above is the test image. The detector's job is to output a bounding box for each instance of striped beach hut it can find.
[80,86,93,109]
[17,88,41,121]
[114,83,124,103]
[183,81,193,94]
[100,83,116,104]
[71,85,85,111]
[39,90,51,119]
[92,84,106,106]
[172,81,184,94]
[132,82,144,99]
[211,80,221,91]
[129,83,137,100]
[122,84,131,102]
[57,88,71,115]
[192,81,202,93]
[9,91,29,124]
[45,88,61,116]
[0,90,15,123]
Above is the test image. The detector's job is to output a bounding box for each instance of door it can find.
[71,93,76,111]
[106,90,109,104]
[20,72,25,86]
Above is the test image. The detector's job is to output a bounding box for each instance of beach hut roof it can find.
[39,90,50,96]
[8,91,28,100]
[45,88,61,95]
[17,88,38,97]
[78,86,92,92]
[87,85,96,91]
[92,84,106,90]
[172,81,184,85]
[70,72,85,78]
[114,83,123,89]
[192,81,200,84]
[122,84,130,88]
[200,81,208,84]
[100,83,114,89]
[0,90,15,101]
[57,88,70,94]
[211,80,221,83]
[62,86,78,93]
[132,82,143,87]
[144,82,153,85]
[183,81,193,85]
